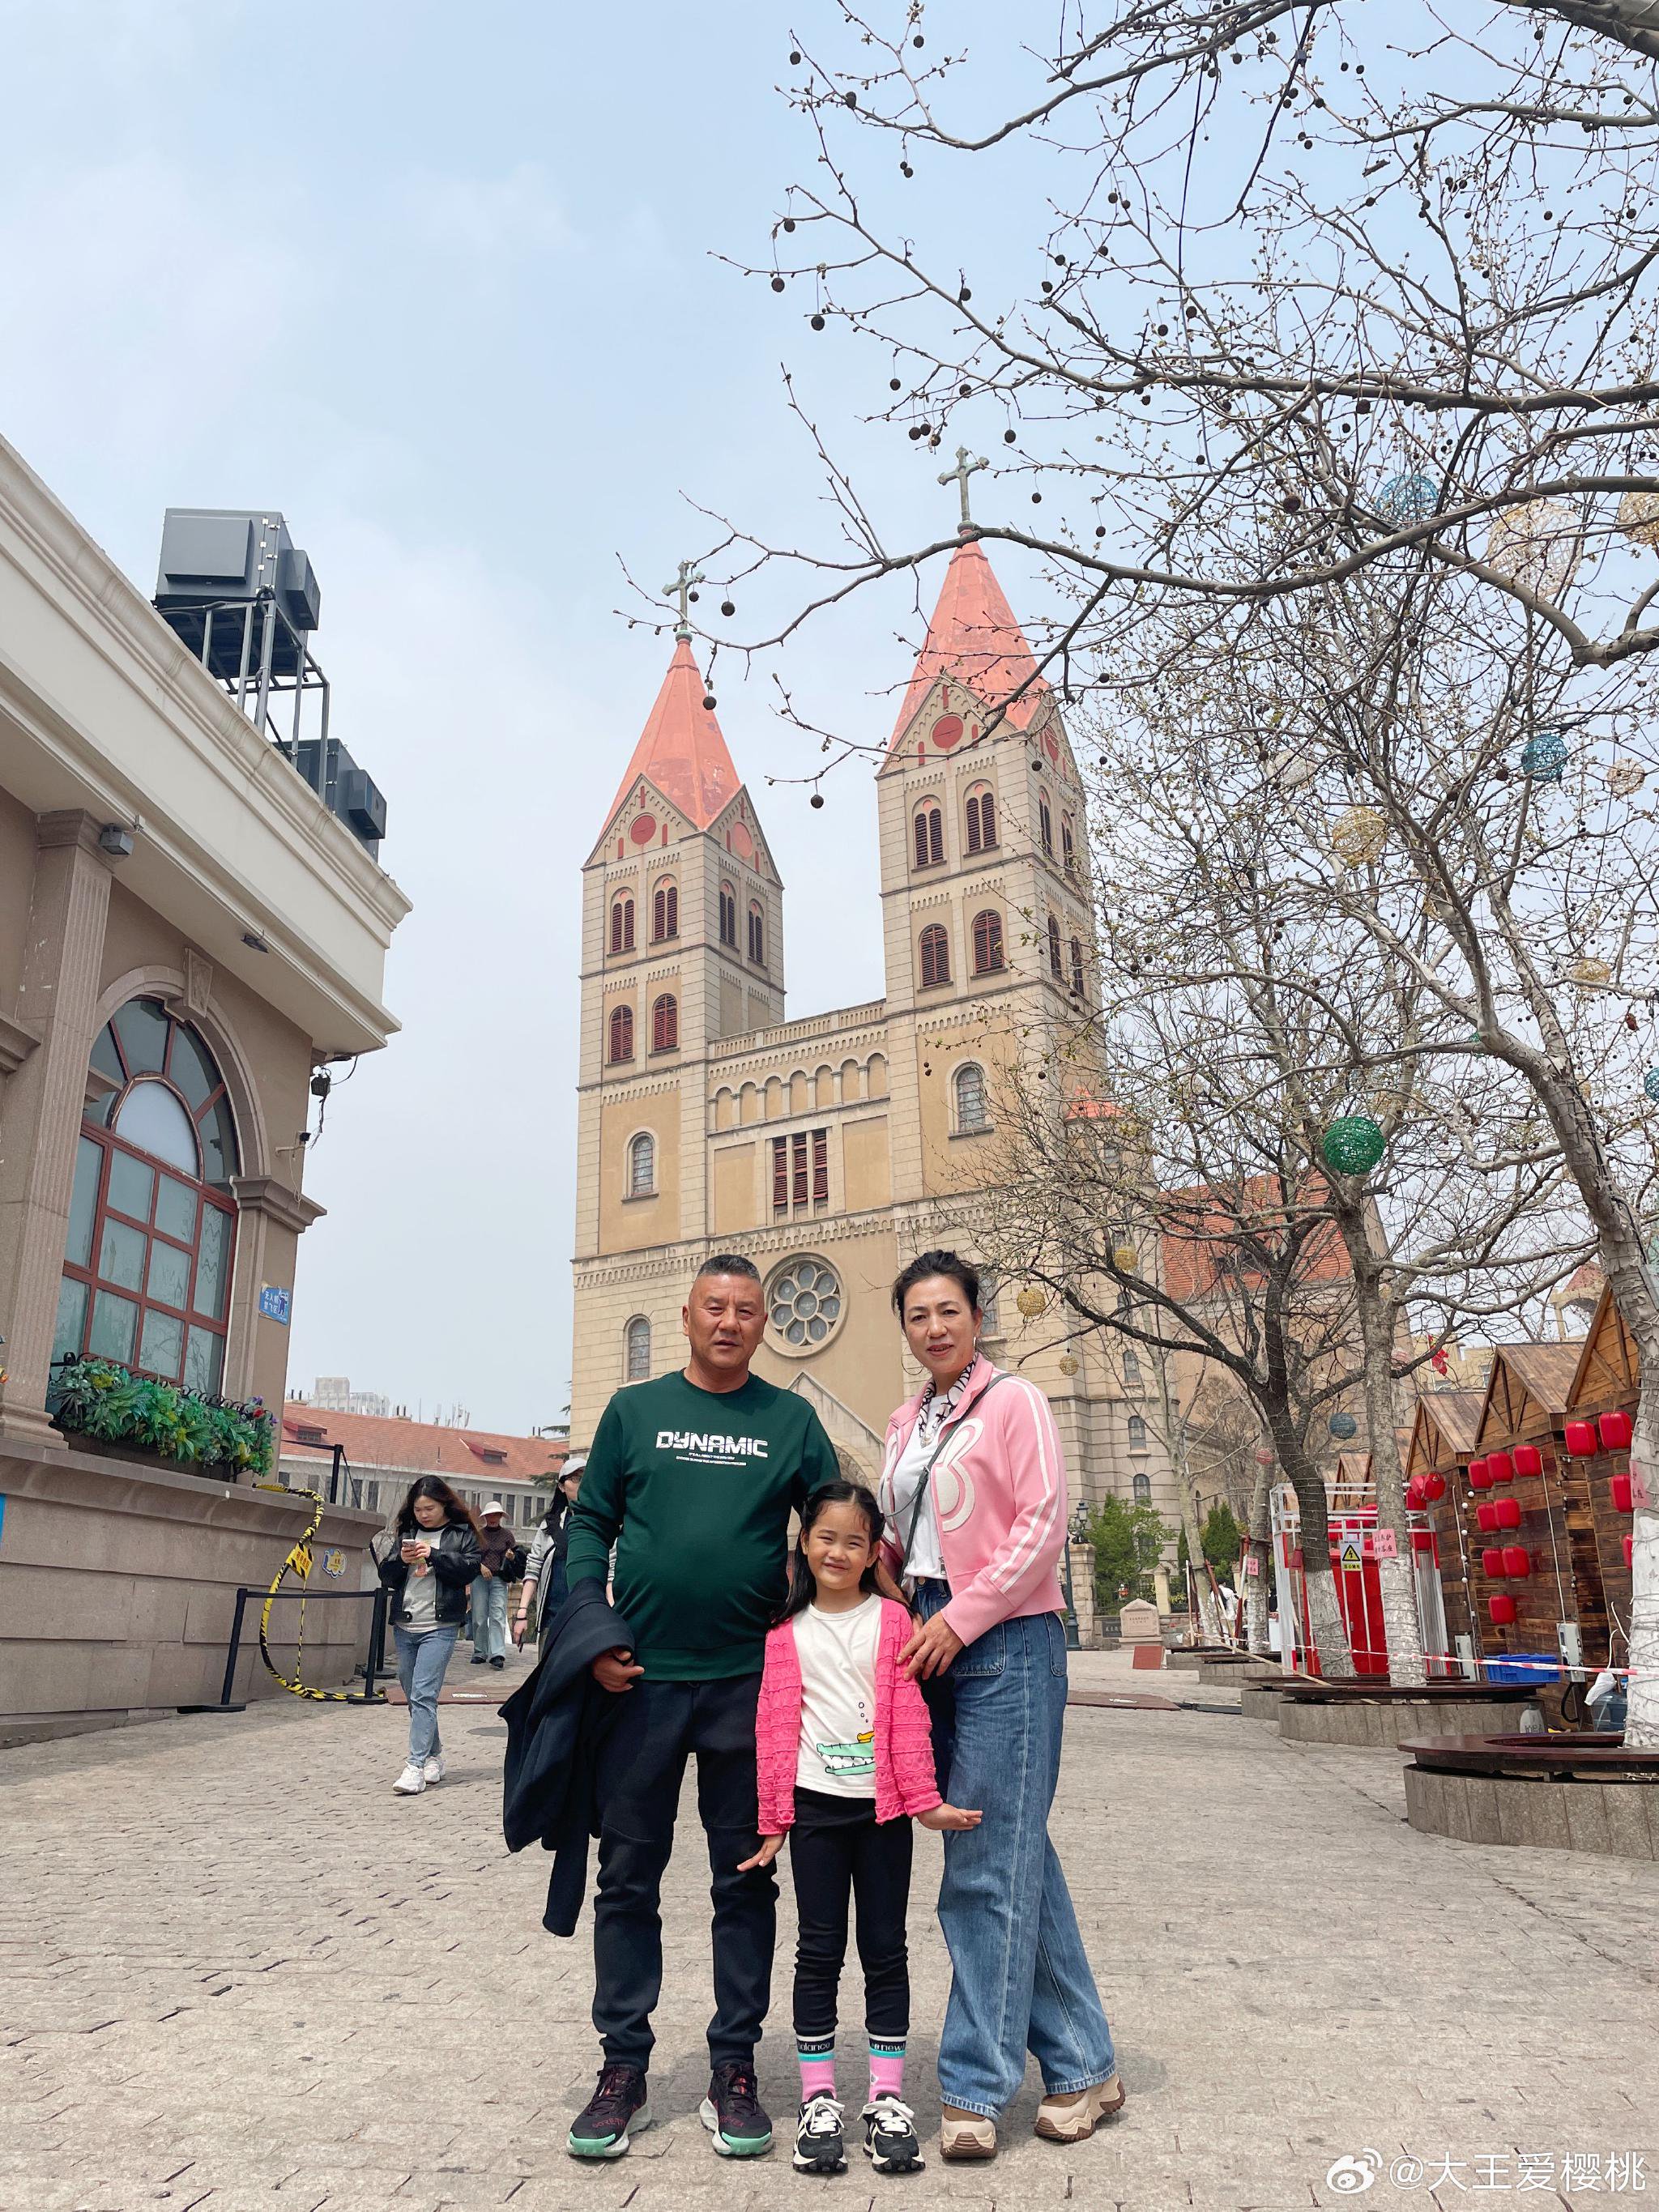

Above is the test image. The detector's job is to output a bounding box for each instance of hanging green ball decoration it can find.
[1520,730,1567,782]
[1644,1068,1659,1102]
[1376,470,1439,524]
[1328,1412,1359,1440]
[1321,1115,1386,1176]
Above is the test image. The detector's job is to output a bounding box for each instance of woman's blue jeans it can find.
[915,1580,1116,2119]
[393,1625,458,1764]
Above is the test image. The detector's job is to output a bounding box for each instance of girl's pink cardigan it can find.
[755,1596,942,1834]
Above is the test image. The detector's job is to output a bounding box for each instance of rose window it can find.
[767,1256,844,1349]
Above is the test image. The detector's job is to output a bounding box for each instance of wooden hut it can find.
[1561,1286,1640,1688]
[1404,1389,1485,1671]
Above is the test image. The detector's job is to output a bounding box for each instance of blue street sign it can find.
[259,1285,292,1325]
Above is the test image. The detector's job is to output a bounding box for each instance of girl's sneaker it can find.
[862,2095,923,2173]
[391,1762,425,1795]
[792,2092,847,2173]
[422,1754,445,1784]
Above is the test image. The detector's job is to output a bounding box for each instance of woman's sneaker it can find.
[939,2105,996,2161]
[699,2061,774,2157]
[421,1754,445,1785]
[863,2095,923,2173]
[792,2092,847,2173]
[1034,2074,1125,2142]
[567,2064,650,2159]
[391,1763,425,1795]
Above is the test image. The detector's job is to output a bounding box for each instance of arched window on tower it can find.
[1070,936,1086,997]
[972,908,1005,975]
[1062,816,1077,875]
[719,881,738,947]
[610,894,634,955]
[651,880,678,943]
[913,799,944,869]
[748,901,766,965]
[54,996,241,1394]
[1047,914,1064,978]
[1038,795,1054,856]
[628,1132,655,1196]
[954,1062,990,1133]
[1128,1414,1149,1450]
[651,994,679,1053]
[608,1004,634,1063]
[625,1315,652,1382]
[965,785,998,855]
[919,923,951,989]
[1132,1470,1152,1504]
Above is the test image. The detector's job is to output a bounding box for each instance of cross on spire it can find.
[663,558,706,638]
[939,445,989,535]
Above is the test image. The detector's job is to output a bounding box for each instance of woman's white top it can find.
[886,1369,973,1583]
[795,1594,883,1797]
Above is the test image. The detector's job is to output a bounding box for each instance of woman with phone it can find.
[372,1477,481,1796]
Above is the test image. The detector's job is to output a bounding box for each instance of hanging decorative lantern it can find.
[1644,1069,1659,1103]
[1489,1593,1517,1626]
[1376,470,1439,524]
[1016,1285,1047,1319]
[1058,1353,1080,1377]
[1616,488,1659,549]
[1321,1116,1387,1177]
[1111,1243,1138,1271]
[1328,1411,1358,1440]
[1513,1444,1543,1477]
[1273,749,1319,791]
[1422,1471,1447,1502]
[1563,1418,1597,1457]
[1598,1409,1634,1451]
[1486,1450,1515,1485]
[1481,1546,1507,1578]
[1520,729,1567,782]
[1613,1474,1636,1513]
[1606,758,1646,797]
[1502,1545,1532,1579]
[1405,1475,1426,1509]
[1330,806,1387,865]
[1476,1502,1499,1533]
[1254,1447,1276,1468]
[1494,1496,1522,1530]
[1484,499,1583,599]
[1468,1455,1492,1489]
[1568,957,1611,987]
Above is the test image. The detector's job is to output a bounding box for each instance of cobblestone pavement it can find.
[3,1648,1657,2212]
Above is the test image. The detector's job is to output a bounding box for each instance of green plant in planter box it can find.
[50,1356,273,1476]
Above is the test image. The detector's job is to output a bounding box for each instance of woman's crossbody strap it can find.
[897,1373,1005,1575]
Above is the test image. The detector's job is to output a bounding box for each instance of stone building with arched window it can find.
[571,527,1167,1510]
[0,440,406,1732]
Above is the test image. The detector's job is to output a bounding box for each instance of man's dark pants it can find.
[592,1671,774,2070]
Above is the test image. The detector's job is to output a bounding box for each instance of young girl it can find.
[742,1483,980,2176]
[371,1477,480,1796]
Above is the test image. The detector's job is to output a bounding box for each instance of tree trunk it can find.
[1244,1459,1273,1655]
[1178,1478,1225,1644]
[1357,1289,1427,1688]
[1273,1427,1354,1677]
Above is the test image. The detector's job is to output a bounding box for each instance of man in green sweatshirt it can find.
[563,1254,840,2164]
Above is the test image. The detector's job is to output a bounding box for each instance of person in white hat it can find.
[514,1455,586,1656]
[469,1500,516,1669]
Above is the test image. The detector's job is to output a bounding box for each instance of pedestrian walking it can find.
[879,1250,1123,2163]
[514,1456,586,1656]
[744,1481,980,2177]
[470,1501,515,1669]
[372,1477,480,1796]
[561,1254,840,2164]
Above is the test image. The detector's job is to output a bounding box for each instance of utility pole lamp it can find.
[1060,1501,1092,1651]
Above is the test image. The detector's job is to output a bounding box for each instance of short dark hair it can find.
[695,1253,762,1284]
[891,1247,982,1316]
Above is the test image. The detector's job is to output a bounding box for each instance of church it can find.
[569,505,1171,1516]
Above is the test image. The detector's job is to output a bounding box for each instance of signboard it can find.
[1372,1526,1398,1559]
[258,1285,292,1325]
[1631,1460,1653,1508]
[322,1547,346,1579]
[1338,1532,1365,1574]
[1244,1554,1260,1578]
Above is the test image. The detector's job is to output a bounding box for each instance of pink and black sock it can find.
[868,2036,906,2103]
[797,2030,836,2103]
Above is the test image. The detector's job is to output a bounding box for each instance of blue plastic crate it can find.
[1485,1652,1561,1686]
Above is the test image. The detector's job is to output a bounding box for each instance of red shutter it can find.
[1047,917,1063,976]
[980,790,996,847]
[812,1129,828,1203]
[791,1132,808,1205]
[966,795,981,855]
[928,808,944,865]
[772,1137,789,1212]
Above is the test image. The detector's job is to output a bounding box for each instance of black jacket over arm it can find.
[500,1578,635,1937]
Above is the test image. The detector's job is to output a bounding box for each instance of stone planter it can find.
[1402,1734,1659,1859]
[1275,1681,1542,1747]
[1239,1668,1293,1723]
[1197,1652,1259,1686]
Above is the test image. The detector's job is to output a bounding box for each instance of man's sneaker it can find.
[422,1754,445,1785]
[791,2092,847,2174]
[391,1762,425,1795]
[699,2061,774,2157]
[567,2064,650,2159]
[863,2095,923,2174]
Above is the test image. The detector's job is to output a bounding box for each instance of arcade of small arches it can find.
[711,1054,888,1130]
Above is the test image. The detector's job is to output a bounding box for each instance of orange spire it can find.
[607,637,742,830]
[890,536,1050,749]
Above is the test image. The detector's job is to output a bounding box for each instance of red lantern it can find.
[1502,1545,1531,1578]
[1564,1420,1597,1457]
[1411,1530,1435,1553]
[1477,1502,1499,1533]
[1598,1409,1634,1451]
[1422,1471,1446,1502]
[1495,1497,1521,1529]
[1486,1450,1515,1485]
[1613,1474,1635,1514]
[1513,1444,1542,1477]
[1481,1546,1507,1578]
[1625,1534,1636,1569]
[1468,1455,1490,1486]
[1488,1594,1517,1626]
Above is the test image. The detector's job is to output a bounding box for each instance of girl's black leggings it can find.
[789,1791,913,2040]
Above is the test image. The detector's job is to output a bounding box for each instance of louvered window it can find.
[920,923,951,988]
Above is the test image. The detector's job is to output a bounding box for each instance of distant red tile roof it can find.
[606,637,743,830]
[279,1404,568,1486]
[890,538,1051,748]
[1158,1178,1354,1303]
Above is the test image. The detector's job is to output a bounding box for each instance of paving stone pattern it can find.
[2,1649,1657,2211]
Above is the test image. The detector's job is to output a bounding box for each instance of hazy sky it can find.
[1,0,1057,1430]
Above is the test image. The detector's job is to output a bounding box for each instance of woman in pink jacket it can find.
[743,1481,979,2178]
[880,1251,1123,2164]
